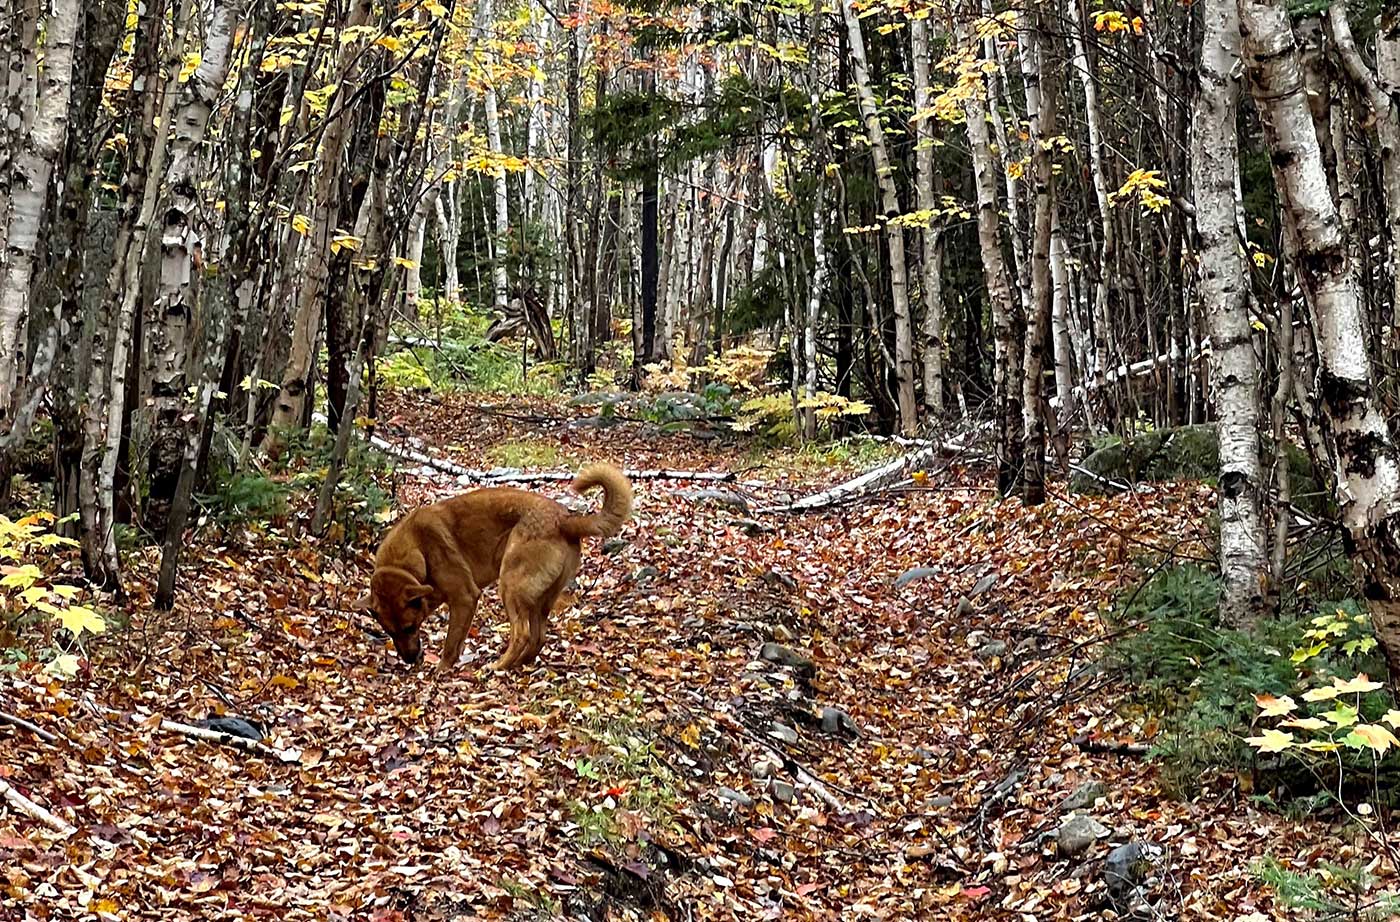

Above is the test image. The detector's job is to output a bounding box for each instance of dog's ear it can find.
[404,583,433,603]
[352,592,373,611]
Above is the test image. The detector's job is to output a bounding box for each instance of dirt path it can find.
[1,397,1345,920]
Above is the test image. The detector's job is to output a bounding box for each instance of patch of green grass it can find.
[752,437,901,474]
[485,439,568,469]
[496,876,560,918]
[562,709,683,846]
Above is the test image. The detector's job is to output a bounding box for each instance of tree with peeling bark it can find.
[1240,0,1400,668]
[1195,0,1268,626]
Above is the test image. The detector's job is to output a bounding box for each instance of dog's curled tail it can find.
[561,463,634,539]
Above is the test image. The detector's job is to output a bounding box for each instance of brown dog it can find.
[357,464,632,672]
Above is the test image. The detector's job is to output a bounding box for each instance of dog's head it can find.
[356,567,433,665]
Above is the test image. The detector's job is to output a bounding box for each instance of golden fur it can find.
[358,464,633,672]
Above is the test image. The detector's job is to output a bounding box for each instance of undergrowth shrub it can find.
[1109,564,1395,803]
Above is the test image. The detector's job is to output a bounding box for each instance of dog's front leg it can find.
[438,591,480,674]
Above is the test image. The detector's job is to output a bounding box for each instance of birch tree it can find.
[0,0,80,440]
[1240,0,1400,667]
[1196,0,1267,625]
[841,0,918,434]
[911,15,943,418]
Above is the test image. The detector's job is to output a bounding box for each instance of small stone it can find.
[894,567,939,588]
[633,565,660,585]
[928,795,955,808]
[969,572,998,597]
[759,643,815,675]
[772,624,796,643]
[751,756,781,780]
[1103,841,1163,911]
[690,488,750,512]
[819,706,860,738]
[913,746,941,762]
[735,518,767,536]
[770,781,796,804]
[955,596,974,617]
[1060,780,1108,813]
[975,640,1007,662]
[602,538,628,555]
[769,721,799,745]
[1056,815,1110,858]
[761,569,797,590]
[717,787,753,808]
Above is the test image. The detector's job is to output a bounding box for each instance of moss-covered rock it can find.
[1071,423,1330,516]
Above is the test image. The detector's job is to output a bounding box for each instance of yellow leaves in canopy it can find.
[291,213,313,235]
[304,83,338,115]
[330,232,363,253]
[461,152,529,174]
[1110,169,1170,213]
[179,52,202,83]
[1093,10,1144,34]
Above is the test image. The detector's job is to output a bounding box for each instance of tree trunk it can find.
[841,0,917,434]
[144,0,240,537]
[263,0,373,455]
[960,13,1024,494]
[478,0,509,316]
[1197,0,1267,625]
[1241,0,1400,665]
[911,16,944,419]
[1018,13,1060,506]
[0,0,78,433]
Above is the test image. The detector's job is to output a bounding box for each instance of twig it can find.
[0,709,63,745]
[0,778,76,837]
[89,700,300,763]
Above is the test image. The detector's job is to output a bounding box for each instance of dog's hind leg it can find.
[521,555,578,666]
[491,584,534,671]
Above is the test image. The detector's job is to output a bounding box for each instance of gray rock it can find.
[751,756,781,780]
[633,565,660,585]
[1060,780,1107,813]
[928,795,955,808]
[717,786,753,808]
[975,640,1007,662]
[1056,815,1110,858]
[969,572,998,597]
[769,721,800,745]
[602,538,628,555]
[759,643,815,675]
[770,781,796,804]
[914,747,941,762]
[955,596,974,618]
[1103,842,1164,913]
[688,488,750,512]
[771,624,796,643]
[734,518,768,536]
[819,707,861,738]
[895,567,939,588]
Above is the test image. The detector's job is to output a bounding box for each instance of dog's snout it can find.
[400,646,423,666]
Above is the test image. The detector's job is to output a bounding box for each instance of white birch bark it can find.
[0,0,79,419]
[1197,0,1267,624]
[841,0,917,433]
[1066,0,1114,390]
[477,0,510,315]
[911,15,943,417]
[1329,6,1400,331]
[1241,0,1400,661]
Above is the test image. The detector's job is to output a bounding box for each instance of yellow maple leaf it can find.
[1350,724,1400,754]
[44,654,81,678]
[1382,710,1400,729]
[1280,717,1329,731]
[58,605,107,637]
[1253,694,1296,717]
[1332,674,1383,694]
[1245,729,1294,753]
[1301,685,1340,702]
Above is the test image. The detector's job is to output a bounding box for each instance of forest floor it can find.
[1,390,1375,921]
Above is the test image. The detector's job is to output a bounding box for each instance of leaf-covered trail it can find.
[2,396,1359,920]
